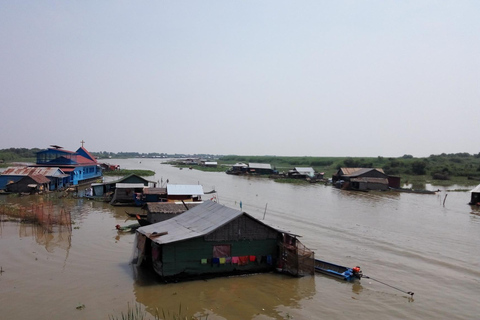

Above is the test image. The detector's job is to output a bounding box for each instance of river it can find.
[1,158,479,319]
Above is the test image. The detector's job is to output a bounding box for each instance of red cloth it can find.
[239,256,249,266]
[249,255,256,262]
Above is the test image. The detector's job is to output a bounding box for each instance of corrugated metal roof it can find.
[232,162,248,167]
[75,155,97,165]
[167,184,204,196]
[249,163,272,170]
[204,162,217,165]
[341,168,385,177]
[146,202,200,214]
[295,167,315,176]
[29,175,51,184]
[137,201,243,244]
[1,166,65,177]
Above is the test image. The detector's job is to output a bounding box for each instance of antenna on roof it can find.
[50,145,63,149]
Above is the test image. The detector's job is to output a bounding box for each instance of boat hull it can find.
[314,259,362,281]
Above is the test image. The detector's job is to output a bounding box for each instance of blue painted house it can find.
[0,166,69,191]
[34,144,102,186]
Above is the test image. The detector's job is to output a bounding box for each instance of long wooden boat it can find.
[125,211,147,219]
[136,214,151,226]
[314,259,362,281]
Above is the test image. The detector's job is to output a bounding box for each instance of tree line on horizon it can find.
[1,148,480,180]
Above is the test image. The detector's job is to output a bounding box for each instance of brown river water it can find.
[1,158,479,320]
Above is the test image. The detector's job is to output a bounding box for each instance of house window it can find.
[213,245,231,258]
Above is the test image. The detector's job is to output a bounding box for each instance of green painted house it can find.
[134,201,314,281]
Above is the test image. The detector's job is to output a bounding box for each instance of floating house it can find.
[0,166,69,191]
[226,162,248,175]
[202,161,218,167]
[248,163,275,175]
[469,184,480,205]
[6,174,51,194]
[133,201,314,281]
[287,167,324,180]
[90,174,157,205]
[166,184,204,202]
[34,144,102,186]
[333,168,389,191]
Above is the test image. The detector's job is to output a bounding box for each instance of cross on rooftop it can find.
[81,140,85,147]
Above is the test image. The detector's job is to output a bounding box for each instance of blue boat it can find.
[314,259,362,281]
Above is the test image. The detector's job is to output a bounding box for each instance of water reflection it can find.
[0,196,73,254]
[133,270,316,320]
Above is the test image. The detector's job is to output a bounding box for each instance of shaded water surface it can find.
[1,159,479,319]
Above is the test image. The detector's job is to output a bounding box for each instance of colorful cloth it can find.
[212,258,220,264]
[239,256,249,266]
[226,257,232,264]
[201,258,207,264]
[219,257,226,264]
[249,255,256,262]
[231,257,239,264]
[267,255,272,265]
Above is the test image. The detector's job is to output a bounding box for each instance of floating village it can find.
[3,143,478,296]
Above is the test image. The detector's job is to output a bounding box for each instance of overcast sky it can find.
[1,1,479,157]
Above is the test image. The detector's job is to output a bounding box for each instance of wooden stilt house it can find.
[133,201,314,281]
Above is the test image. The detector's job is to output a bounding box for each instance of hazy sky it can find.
[1,1,479,157]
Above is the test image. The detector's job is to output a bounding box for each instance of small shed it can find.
[6,174,51,194]
[0,166,68,191]
[166,184,204,201]
[142,187,167,202]
[203,161,218,167]
[91,174,156,202]
[469,184,480,205]
[133,201,314,281]
[145,202,201,223]
[287,167,321,179]
[333,168,389,191]
[248,163,274,175]
[110,183,146,205]
[226,163,248,175]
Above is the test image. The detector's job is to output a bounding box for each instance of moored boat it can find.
[314,259,362,281]
[136,214,150,226]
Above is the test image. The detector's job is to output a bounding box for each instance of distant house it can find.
[33,144,102,186]
[203,161,218,167]
[333,167,389,191]
[226,162,248,175]
[287,167,323,180]
[133,201,314,281]
[0,166,69,191]
[6,174,51,194]
[248,163,275,175]
[469,184,480,205]
[91,174,156,205]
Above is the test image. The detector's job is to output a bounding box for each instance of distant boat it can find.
[314,259,363,281]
